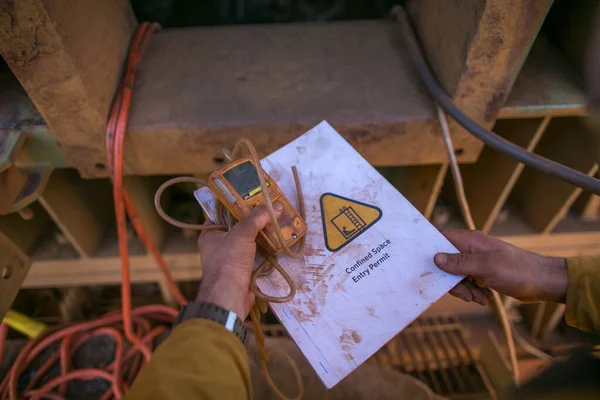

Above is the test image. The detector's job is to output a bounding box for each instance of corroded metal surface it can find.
[0,232,32,319]
[377,314,496,400]
[0,86,55,215]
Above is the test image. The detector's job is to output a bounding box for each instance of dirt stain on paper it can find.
[339,329,362,362]
[366,306,379,319]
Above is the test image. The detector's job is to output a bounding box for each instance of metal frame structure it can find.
[0,0,598,323]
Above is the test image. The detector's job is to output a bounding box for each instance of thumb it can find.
[434,252,483,276]
[233,201,284,239]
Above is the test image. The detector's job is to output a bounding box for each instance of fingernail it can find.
[434,253,447,266]
[273,201,284,211]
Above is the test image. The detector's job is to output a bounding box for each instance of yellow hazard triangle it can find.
[320,193,382,252]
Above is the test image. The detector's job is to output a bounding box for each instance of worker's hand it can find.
[434,230,568,304]
[196,202,284,319]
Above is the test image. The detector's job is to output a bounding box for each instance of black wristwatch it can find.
[173,302,247,343]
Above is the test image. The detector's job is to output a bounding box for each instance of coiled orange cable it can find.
[0,23,182,400]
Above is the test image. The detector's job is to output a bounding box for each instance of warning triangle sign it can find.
[320,193,382,252]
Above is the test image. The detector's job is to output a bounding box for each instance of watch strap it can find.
[173,302,247,343]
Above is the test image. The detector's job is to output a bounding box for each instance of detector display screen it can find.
[223,161,265,200]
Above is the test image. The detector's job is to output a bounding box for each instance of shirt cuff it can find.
[565,256,600,333]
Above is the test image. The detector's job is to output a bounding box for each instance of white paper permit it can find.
[194,121,462,388]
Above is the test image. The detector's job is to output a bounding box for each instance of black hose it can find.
[394,7,600,195]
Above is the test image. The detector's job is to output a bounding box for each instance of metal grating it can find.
[376,314,497,400]
[251,313,497,399]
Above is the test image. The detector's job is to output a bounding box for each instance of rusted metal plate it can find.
[587,1,600,113]
[407,0,554,146]
[462,117,550,233]
[0,231,32,320]
[11,167,53,213]
[500,36,587,119]
[0,165,27,214]
[0,129,26,172]
[0,1,556,177]
[406,0,485,97]
[479,331,513,399]
[38,169,113,257]
[0,0,136,177]
[0,101,56,215]
[512,117,598,233]
[122,20,484,176]
[0,202,51,255]
[0,80,70,170]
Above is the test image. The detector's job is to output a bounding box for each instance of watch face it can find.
[174,302,247,343]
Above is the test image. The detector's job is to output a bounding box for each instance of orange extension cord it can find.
[0,23,186,400]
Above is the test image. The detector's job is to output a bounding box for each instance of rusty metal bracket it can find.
[479,330,515,399]
[0,81,67,216]
[0,129,53,215]
[0,231,32,319]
